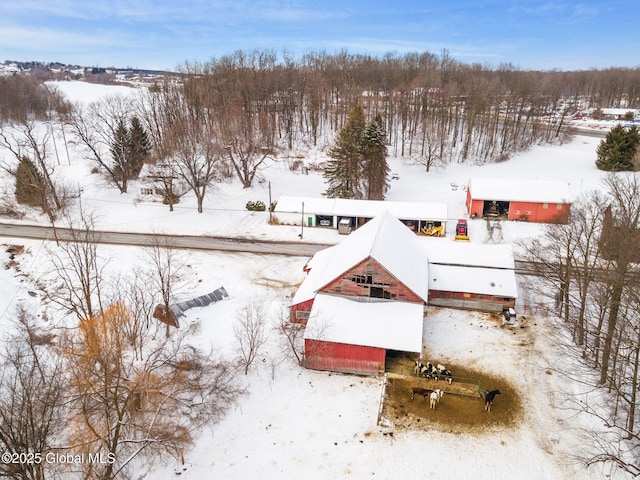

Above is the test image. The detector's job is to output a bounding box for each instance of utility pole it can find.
[299,201,304,239]
[268,181,272,224]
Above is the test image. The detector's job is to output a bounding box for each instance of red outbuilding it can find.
[466,178,572,224]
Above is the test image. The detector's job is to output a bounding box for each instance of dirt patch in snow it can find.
[381,366,523,434]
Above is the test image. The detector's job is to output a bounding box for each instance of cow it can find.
[411,387,433,400]
[429,389,444,409]
[484,389,501,412]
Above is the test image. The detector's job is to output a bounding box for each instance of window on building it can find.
[542,203,549,209]
[557,204,563,209]
[370,286,384,298]
[295,310,310,320]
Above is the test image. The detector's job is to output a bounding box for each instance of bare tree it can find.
[39,208,105,320]
[569,192,605,349]
[598,174,640,385]
[412,117,445,172]
[67,96,135,193]
[60,299,242,480]
[145,235,188,336]
[0,308,65,480]
[277,307,306,367]
[234,300,268,375]
[221,107,276,189]
[163,116,225,213]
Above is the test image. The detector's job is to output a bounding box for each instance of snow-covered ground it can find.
[0,81,628,479]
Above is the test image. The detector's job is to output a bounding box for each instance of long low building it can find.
[273,195,449,235]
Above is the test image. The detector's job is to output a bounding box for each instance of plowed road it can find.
[0,223,332,257]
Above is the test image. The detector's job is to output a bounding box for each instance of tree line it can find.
[521,174,640,476]
[2,50,640,216]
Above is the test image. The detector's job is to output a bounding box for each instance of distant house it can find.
[291,212,517,376]
[599,108,639,121]
[137,163,189,203]
[466,178,572,224]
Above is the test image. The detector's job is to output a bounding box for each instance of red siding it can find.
[320,257,423,303]
[429,289,515,308]
[468,199,484,219]
[466,194,570,224]
[466,189,475,216]
[304,339,385,375]
[290,298,314,324]
[508,202,569,224]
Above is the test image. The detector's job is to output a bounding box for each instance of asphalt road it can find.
[571,126,607,138]
[0,223,332,257]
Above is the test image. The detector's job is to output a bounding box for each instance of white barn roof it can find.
[304,294,423,353]
[420,237,515,269]
[468,178,572,204]
[428,264,518,298]
[292,211,429,305]
[275,195,448,221]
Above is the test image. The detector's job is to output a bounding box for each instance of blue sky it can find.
[1,1,638,71]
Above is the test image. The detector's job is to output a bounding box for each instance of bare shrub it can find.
[234,300,268,375]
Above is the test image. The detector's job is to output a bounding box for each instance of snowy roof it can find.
[304,294,423,353]
[467,178,572,204]
[292,246,339,304]
[292,212,429,304]
[601,108,638,115]
[428,264,518,298]
[420,237,515,269]
[275,195,448,220]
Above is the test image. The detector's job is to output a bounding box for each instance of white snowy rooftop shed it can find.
[468,178,572,204]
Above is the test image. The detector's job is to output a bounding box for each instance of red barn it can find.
[291,212,428,375]
[290,212,519,375]
[466,178,572,224]
[304,295,424,375]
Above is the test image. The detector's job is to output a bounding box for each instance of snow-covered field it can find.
[0,81,627,479]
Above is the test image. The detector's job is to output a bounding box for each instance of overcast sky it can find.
[1,1,638,71]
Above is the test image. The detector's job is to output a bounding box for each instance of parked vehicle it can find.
[455,219,470,241]
[338,218,352,235]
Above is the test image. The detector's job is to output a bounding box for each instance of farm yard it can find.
[0,79,635,479]
[381,373,521,433]
[381,309,531,433]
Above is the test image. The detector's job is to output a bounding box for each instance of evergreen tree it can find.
[128,116,151,178]
[111,119,130,184]
[596,124,640,171]
[361,115,390,200]
[323,105,365,198]
[110,117,152,192]
[15,156,47,208]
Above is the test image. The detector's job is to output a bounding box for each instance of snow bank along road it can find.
[0,223,573,277]
[0,222,332,257]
